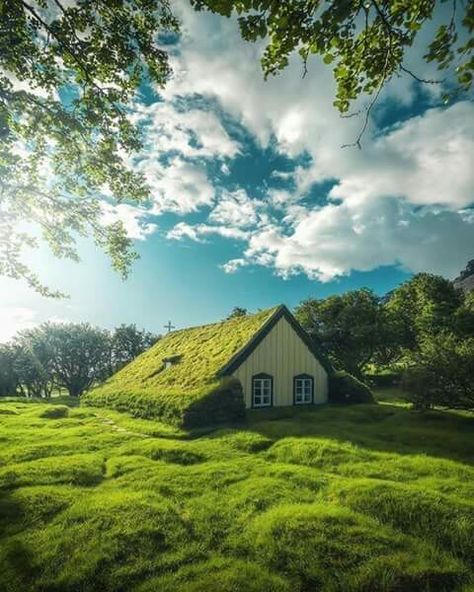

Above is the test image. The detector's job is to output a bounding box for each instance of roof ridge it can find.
[162,305,281,337]
[217,304,332,376]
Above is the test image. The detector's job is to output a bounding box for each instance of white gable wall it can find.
[232,316,328,409]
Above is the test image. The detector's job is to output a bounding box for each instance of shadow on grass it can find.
[243,403,474,466]
[0,491,39,589]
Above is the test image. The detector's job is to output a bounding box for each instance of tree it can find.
[193,0,474,146]
[45,323,111,397]
[1,1,179,296]
[295,288,382,378]
[455,290,474,337]
[0,344,19,396]
[402,332,474,411]
[386,273,462,350]
[13,327,56,397]
[370,305,407,367]
[227,307,249,319]
[110,324,159,372]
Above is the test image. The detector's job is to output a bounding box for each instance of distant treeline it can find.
[293,273,474,411]
[2,272,473,411]
[0,324,159,398]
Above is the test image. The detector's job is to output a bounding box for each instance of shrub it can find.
[402,333,474,411]
[329,370,375,404]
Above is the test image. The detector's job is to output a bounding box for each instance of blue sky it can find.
[1,2,473,341]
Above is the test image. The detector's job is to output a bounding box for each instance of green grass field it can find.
[1,393,473,591]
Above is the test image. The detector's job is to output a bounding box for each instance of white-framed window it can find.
[252,374,273,408]
[294,376,313,405]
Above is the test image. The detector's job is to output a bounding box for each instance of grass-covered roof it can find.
[105,307,278,394]
[83,308,279,424]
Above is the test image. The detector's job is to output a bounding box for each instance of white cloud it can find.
[326,102,474,209]
[126,91,241,219]
[132,101,240,160]
[136,157,215,215]
[221,258,248,274]
[0,307,37,342]
[151,5,474,281]
[101,203,157,240]
[167,221,248,242]
[242,199,474,281]
[209,189,267,228]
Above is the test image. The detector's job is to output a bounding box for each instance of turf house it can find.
[84,305,330,427]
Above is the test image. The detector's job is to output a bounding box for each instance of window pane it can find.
[254,377,271,406]
[295,378,312,404]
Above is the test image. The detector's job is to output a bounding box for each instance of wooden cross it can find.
[164,321,175,333]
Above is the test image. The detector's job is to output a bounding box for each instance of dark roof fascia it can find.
[217,305,333,377]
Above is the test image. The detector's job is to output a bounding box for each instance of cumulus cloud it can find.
[166,221,248,242]
[209,189,267,228]
[101,203,157,240]
[103,1,472,282]
[127,88,240,219]
[135,157,215,215]
[221,258,248,274]
[326,102,474,209]
[132,101,240,160]
[242,199,474,281]
[154,4,474,281]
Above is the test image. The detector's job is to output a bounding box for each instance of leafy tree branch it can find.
[0,0,179,296]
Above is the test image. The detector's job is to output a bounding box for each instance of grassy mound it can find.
[83,308,277,426]
[137,557,292,592]
[332,479,474,566]
[1,395,474,591]
[0,454,104,489]
[243,503,465,591]
[39,405,70,419]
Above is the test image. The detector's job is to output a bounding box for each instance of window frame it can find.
[251,373,273,408]
[293,374,314,406]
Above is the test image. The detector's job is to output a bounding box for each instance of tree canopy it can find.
[0,321,159,398]
[295,288,385,378]
[1,0,178,296]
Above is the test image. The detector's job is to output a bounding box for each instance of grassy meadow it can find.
[1,393,474,591]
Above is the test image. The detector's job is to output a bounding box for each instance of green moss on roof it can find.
[114,307,276,391]
[83,308,279,424]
